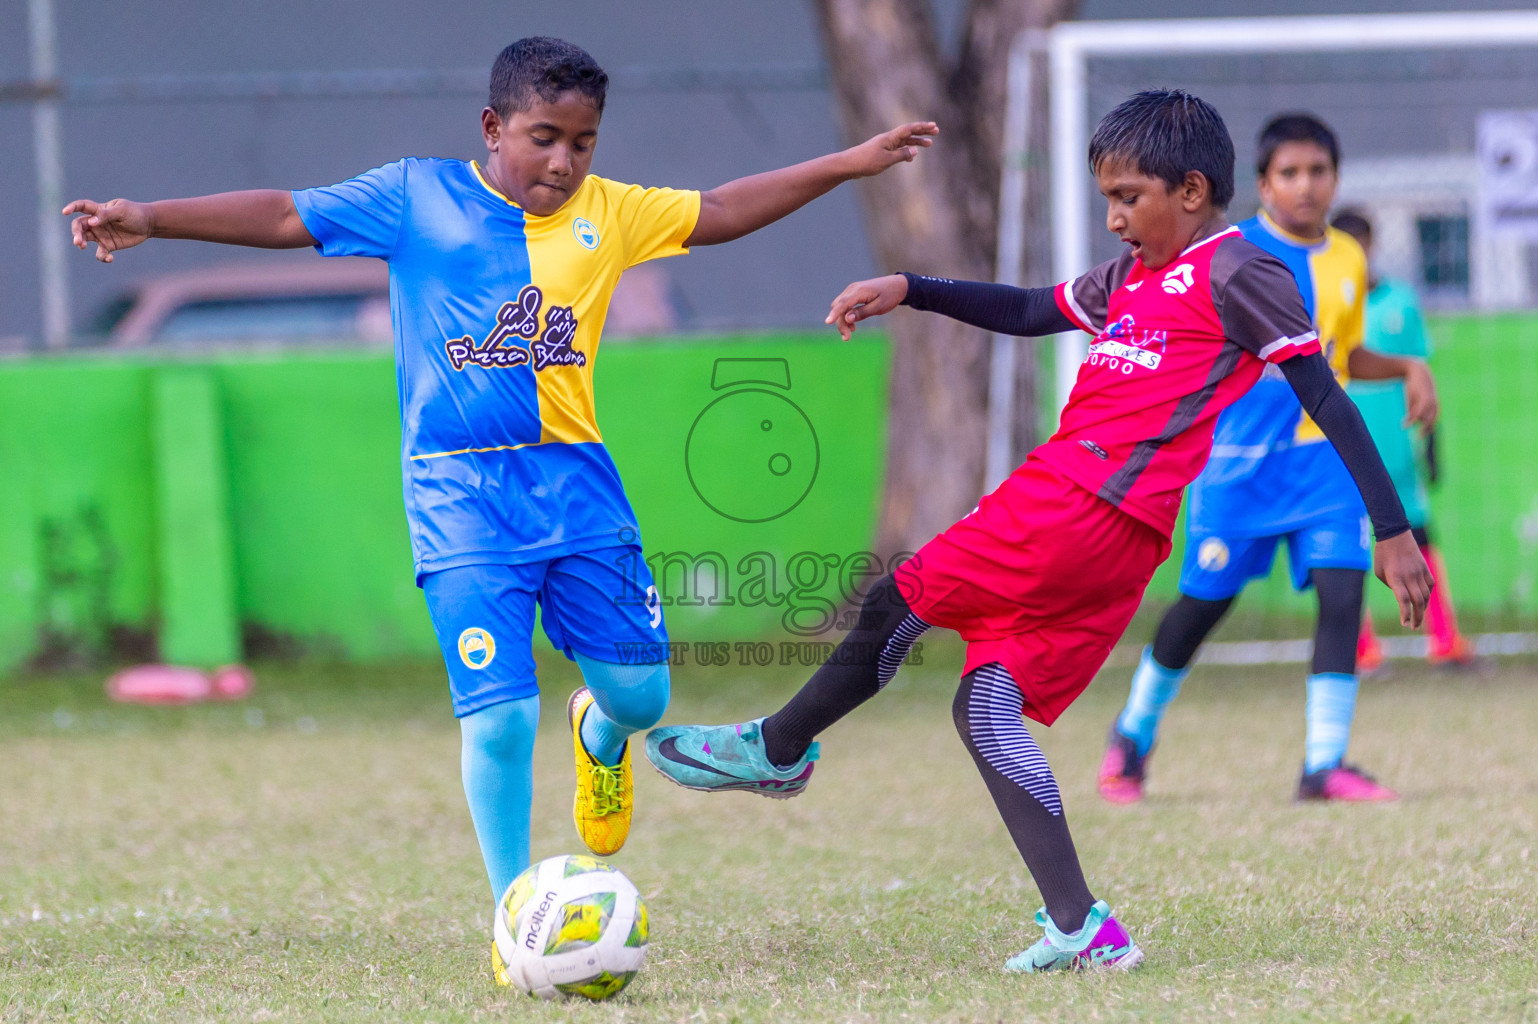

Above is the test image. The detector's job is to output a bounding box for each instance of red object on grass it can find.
[106,664,254,704]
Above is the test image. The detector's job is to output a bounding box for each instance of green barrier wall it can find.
[0,334,888,675]
[1,313,1532,674]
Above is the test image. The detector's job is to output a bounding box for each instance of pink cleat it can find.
[106,663,254,704]
[1096,728,1149,805]
[1296,763,1398,802]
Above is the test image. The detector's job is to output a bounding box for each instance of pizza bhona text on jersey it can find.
[445,284,586,372]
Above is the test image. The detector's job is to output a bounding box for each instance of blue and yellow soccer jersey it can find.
[1186,212,1370,537]
[292,159,699,578]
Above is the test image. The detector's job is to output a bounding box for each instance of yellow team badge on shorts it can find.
[458,627,497,670]
[1197,537,1230,572]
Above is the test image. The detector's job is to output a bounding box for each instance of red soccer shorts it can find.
[895,457,1172,726]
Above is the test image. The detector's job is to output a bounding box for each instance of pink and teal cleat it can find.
[1297,762,1398,802]
[644,718,817,799]
[1096,728,1150,805]
[1005,900,1144,972]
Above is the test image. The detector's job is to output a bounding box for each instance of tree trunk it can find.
[812,0,1078,557]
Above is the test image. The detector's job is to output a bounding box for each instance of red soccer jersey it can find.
[1041,226,1320,536]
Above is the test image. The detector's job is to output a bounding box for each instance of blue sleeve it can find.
[291,160,406,260]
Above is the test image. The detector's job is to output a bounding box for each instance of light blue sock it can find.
[1116,646,1189,757]
[459,695,540,904]
[576,653,671,766]
[1304,672,1358,773]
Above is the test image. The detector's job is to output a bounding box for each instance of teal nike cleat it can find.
[644,718,818,799]
[1005,901,1144,972]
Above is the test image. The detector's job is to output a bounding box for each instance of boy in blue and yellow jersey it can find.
[65,37,936,971]
[1099,114,1440,804]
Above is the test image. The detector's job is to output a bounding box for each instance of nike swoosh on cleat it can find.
[657,737,737,777]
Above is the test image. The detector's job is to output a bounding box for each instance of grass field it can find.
[3,644,1536,1023]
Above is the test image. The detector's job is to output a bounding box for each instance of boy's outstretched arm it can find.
[1280,352,1433,627]
[684,122,937,247]
[1347,346,1438,429]
[65,191,316,263]
[823,273,1075,341]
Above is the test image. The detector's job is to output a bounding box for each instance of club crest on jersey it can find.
[443,284,585,372]
[458,627,496,670]
[1197,537,1230,571]
[1161,263,1196,294]
[1086,314,1167,372]
[573,217,600,250]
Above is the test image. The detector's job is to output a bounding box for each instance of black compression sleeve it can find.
[1151,594,1234,670]
[1279,352,1411,541]
[899,272,1077,337]
[1310,568,1366,675]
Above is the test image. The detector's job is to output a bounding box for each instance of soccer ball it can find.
[492,854,649,1000]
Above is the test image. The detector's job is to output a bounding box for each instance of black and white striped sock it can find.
[954,663,1095,934]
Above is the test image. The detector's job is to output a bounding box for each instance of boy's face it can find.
[1257,140,1337,239]
[480,90,601,217]
[1096,158,1211,271]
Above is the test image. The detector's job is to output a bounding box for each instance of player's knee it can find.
[1152,593,1231,668]
[577,656,670,731]
[852,573,914,634]
[461,696,540,760]
[604,667,670,731]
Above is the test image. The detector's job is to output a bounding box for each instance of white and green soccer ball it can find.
[493,854,649,1000]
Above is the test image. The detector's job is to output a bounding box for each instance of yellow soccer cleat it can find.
[491,939,512,988]
[567,687,633,857]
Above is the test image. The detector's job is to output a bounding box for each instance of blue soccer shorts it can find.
[421,544,666,717]
[1177,513,1372,601]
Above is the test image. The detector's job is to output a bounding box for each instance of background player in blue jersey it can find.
[64,37,936,974]
[1098,113,1440,805]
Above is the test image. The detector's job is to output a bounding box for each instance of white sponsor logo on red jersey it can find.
[1161,263,1196,294]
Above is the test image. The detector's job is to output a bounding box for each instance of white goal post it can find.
[986,9,1538,490]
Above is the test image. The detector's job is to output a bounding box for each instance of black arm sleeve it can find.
[899,273,1077,337]
[1279,352,1411,541]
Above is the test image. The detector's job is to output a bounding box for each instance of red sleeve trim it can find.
[1258,332,1321,364]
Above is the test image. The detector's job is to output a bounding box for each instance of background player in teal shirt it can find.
[1333,210,1478,670]
[65,37,937,981]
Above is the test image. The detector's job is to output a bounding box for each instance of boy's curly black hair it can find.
[489,37,608,120]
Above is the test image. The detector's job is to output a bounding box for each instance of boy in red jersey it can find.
[645,90,1430,972]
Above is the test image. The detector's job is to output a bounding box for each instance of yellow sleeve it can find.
[1333,229,1369,374]
[596,176,701,269]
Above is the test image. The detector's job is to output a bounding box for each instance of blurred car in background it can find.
[84,261,679,349]
[88,262,392,348]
